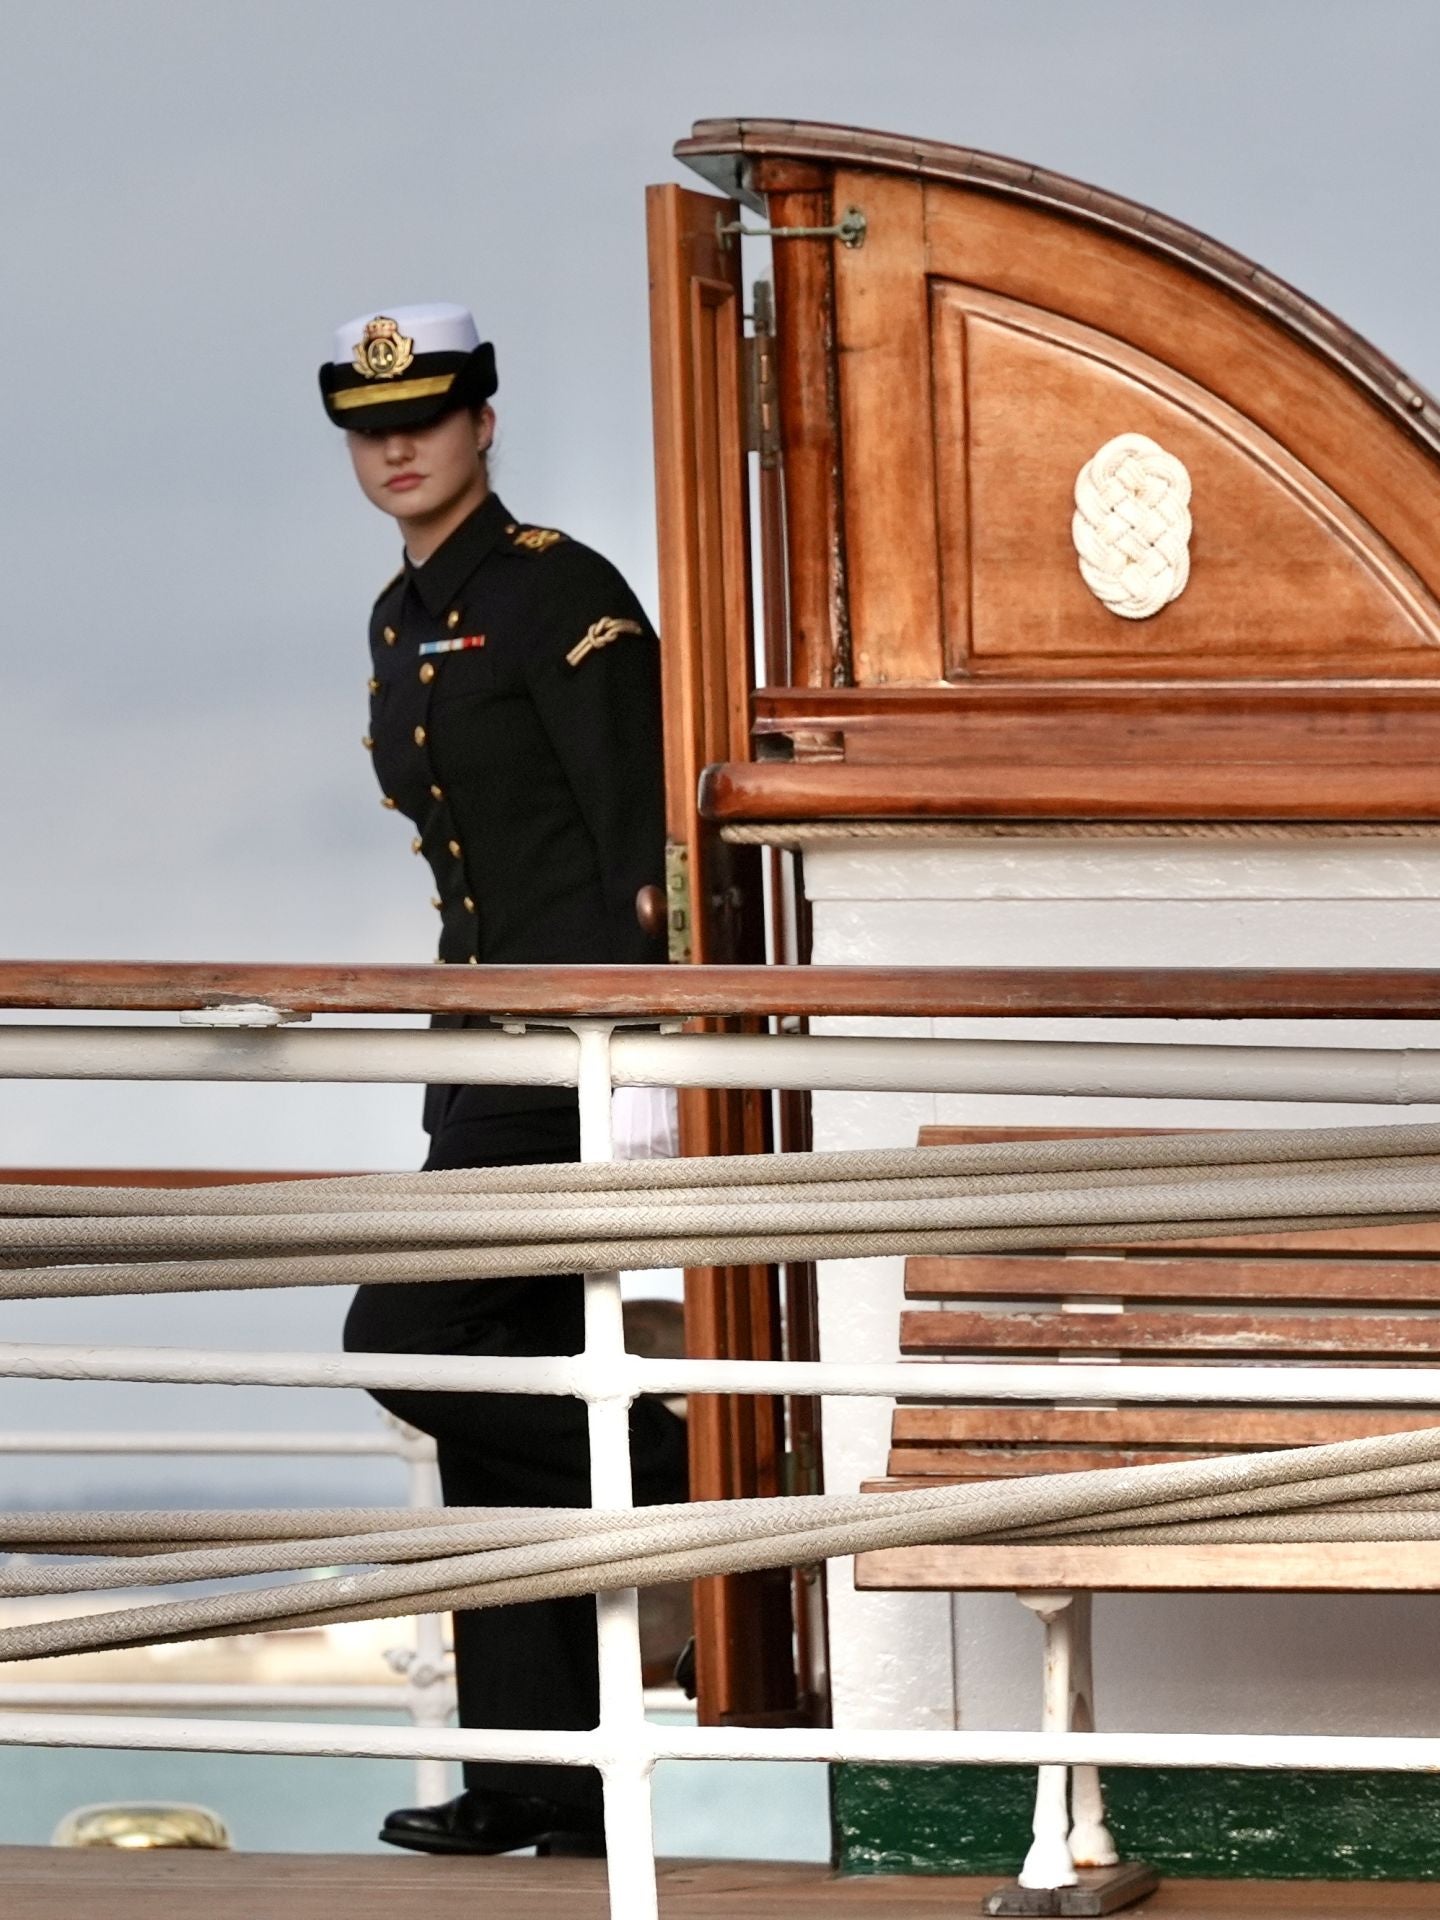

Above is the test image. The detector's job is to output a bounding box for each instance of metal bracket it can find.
[743,280,781,469]
[783,1430,821,1498]
[665,841,694,965]
[717,205,866,251]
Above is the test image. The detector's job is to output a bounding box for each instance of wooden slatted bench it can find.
[853,1126,1440,1913]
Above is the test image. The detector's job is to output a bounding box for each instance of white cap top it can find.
[331,302,479,366]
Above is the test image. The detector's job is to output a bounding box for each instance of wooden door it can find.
[646,183,798,1723]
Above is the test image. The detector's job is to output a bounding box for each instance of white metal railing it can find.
[8,1006,1440,1914]
[12,1020,1440,1102]
[0,1423,457,1807]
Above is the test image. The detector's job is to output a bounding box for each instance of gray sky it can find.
[2,0,1439,1497]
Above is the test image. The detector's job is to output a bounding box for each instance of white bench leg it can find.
[1067,1590,1118,1869]
[1017,1591,1079,1891]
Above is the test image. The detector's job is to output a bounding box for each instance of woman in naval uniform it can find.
[320,303,687,1857]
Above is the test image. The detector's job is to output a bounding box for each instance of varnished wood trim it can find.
[753,683,1440,721]
[15,960,1440,1018]
[831,170,942,685]
[699,760,1440,822]
[768,183,849,688]
[892,1406,1440,1447]
[900,1306,1440,1360]
[854,1540,1440,1592]
[0,1168,352,1187]
[675,118,1440,461]
[906,1254,1440,1305]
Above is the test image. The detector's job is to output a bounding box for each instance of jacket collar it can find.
[406,491,512,617]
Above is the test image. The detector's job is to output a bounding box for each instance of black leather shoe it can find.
[379,1788,606,1857]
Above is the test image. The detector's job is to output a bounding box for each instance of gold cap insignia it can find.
[353,316,416,382]
[566,615,644,669]
[512,527,565,552]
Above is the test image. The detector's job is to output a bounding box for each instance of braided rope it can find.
[10,1426,1440,1660]
[1072,431,1192,619]
[5,1123,1440,1297]
[4,1125,1440,1660]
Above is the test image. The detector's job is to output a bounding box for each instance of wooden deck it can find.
[3,1852,1439,1919]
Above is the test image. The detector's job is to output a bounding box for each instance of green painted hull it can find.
[833,1765,1440,1879]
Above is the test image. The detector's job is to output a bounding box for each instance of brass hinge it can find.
[665,841,694,964]
[782,1432,821,1498]
[744,280,781,470]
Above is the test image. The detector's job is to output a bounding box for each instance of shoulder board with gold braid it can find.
[510,525,567,553]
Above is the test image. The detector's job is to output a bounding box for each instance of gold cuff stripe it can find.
[330,374,457,413]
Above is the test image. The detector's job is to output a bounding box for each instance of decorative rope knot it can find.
[1072,432,1192,620]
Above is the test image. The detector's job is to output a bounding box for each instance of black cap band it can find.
[319,342,497,431]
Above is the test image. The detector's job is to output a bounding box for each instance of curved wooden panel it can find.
[674,118,1440,817]
[678,117,1440,459]
[917,181,1440,643]
[940,290,1440,676]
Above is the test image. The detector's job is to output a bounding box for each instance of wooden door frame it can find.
[647,181,808,1725]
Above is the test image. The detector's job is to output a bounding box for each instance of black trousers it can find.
[342,1104,689,1818]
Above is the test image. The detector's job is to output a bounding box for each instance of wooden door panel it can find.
[922,181,1440,602]
[678,120,1440,815]
[931,288,1440,676]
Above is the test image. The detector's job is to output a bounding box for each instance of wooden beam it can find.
[906,1253,1440,1304]
[855,1540,1440,1593]
[891,1406,1440,1447]
[11,960,1440,1018]
[699,759,1440,822]
[900,1307,1440,1359]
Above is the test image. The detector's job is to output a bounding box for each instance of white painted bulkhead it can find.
[806,837,1440,1742]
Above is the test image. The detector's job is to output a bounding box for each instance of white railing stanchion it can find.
[1067,1592,1118,1872]
[0,1422,457,1804]
[1018,1592,1080,1891]
[0,1423,455,1803]
[573,1021,658,1919]
[390,1419,455,1806]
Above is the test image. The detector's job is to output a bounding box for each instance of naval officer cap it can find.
[318,302,497,432]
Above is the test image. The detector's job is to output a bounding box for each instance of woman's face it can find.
[346,405,493,523]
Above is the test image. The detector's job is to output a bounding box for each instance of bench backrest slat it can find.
[907,1253,1440,1304]
[887,1125,1440,1487]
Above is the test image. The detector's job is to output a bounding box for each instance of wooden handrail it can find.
[698,761,1440,823]
[4,959,1440,1019]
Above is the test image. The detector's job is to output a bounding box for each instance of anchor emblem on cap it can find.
[353,316,416,382]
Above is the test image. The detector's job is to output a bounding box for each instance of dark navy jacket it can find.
[365,491,666,1131]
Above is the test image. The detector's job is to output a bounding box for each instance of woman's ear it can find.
[475,404,496,459]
